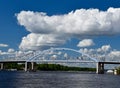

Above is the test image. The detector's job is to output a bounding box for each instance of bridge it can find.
[0,48,120,74]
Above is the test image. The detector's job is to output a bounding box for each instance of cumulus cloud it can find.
[109,50,120,57]
[80,45,111,54]
[101,45,111,52]
[0,50,5,55]
[8,48,15,53]
[51,55,57,59]
[77,39,95,47]
[0,48,15,55]
[0,51,8,55]
[0,44,8,47]
[19,33,66,51]
[16,7,120,50]
[17,7,120,36]
[79,45,120,62]
[64,53,68,58]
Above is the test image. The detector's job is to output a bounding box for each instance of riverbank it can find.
[1,63,96,72]
[37,64,96,71]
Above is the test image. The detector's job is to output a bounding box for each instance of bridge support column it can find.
[0,63,3,70]
[96,62,104,74]
[31,62,34,70]
[25,62,27,72]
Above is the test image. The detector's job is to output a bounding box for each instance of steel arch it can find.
[26,48,98,62]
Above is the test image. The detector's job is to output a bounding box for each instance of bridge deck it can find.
[99,61,120,64]
[29,60,95,63]
[0,60,26,63]
[0,60,120,64]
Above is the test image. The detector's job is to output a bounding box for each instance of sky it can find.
[0,0,120,61]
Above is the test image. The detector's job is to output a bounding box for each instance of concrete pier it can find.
[31,62,34,70]
[0,61,36,72]
[24,62,36,71]
[96,62,104,74]
[0,63,3,70]
[25,62,27,72]
[0,60,120,73]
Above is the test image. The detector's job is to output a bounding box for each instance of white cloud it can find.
[0,50,3,55]
[51,55,57,59]
[19,33,66,51]
[77,39,95,47]
[15,51,24,57]
[101,45,111,52]
[0,44,8,47]
[8,48,15,53]
[0,48,15,55]
[80,45,111,54]
[79,44,120,62]
[64,53,68,58]
[17,7,120,36]
[58,51,62,55]
[16,7,120,50]
[109,50,120,57]
[0,50,8,55]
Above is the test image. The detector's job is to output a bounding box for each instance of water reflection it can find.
[0,71,120,88]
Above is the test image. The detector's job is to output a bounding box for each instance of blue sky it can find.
[0,0,120,52]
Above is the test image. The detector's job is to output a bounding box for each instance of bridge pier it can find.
[31,62,34,70]
[0,63,3,70]
[96,62,104,74]
[24,62,36,71]
[25,62,27,72]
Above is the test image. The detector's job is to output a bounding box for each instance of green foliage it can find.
[3,63,24,70]
[37,64,96,71]
[115,67,120,74]
[4,63,18,69]
[2,63,96,71]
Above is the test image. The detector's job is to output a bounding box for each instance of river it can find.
[0,71,120,88]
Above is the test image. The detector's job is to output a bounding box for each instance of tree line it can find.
[1,63,96,71]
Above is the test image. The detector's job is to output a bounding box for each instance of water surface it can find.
[0,71,120,88]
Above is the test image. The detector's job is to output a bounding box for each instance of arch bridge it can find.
[0,48,115,74]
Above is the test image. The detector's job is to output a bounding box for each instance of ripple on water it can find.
[0,71,120,88]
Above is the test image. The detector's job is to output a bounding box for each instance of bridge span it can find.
[0,60,95,72]
[0,60,120,74]
[0,48,120,74]
[96,61,120,74]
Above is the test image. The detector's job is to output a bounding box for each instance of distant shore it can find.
[0,63,96,72]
